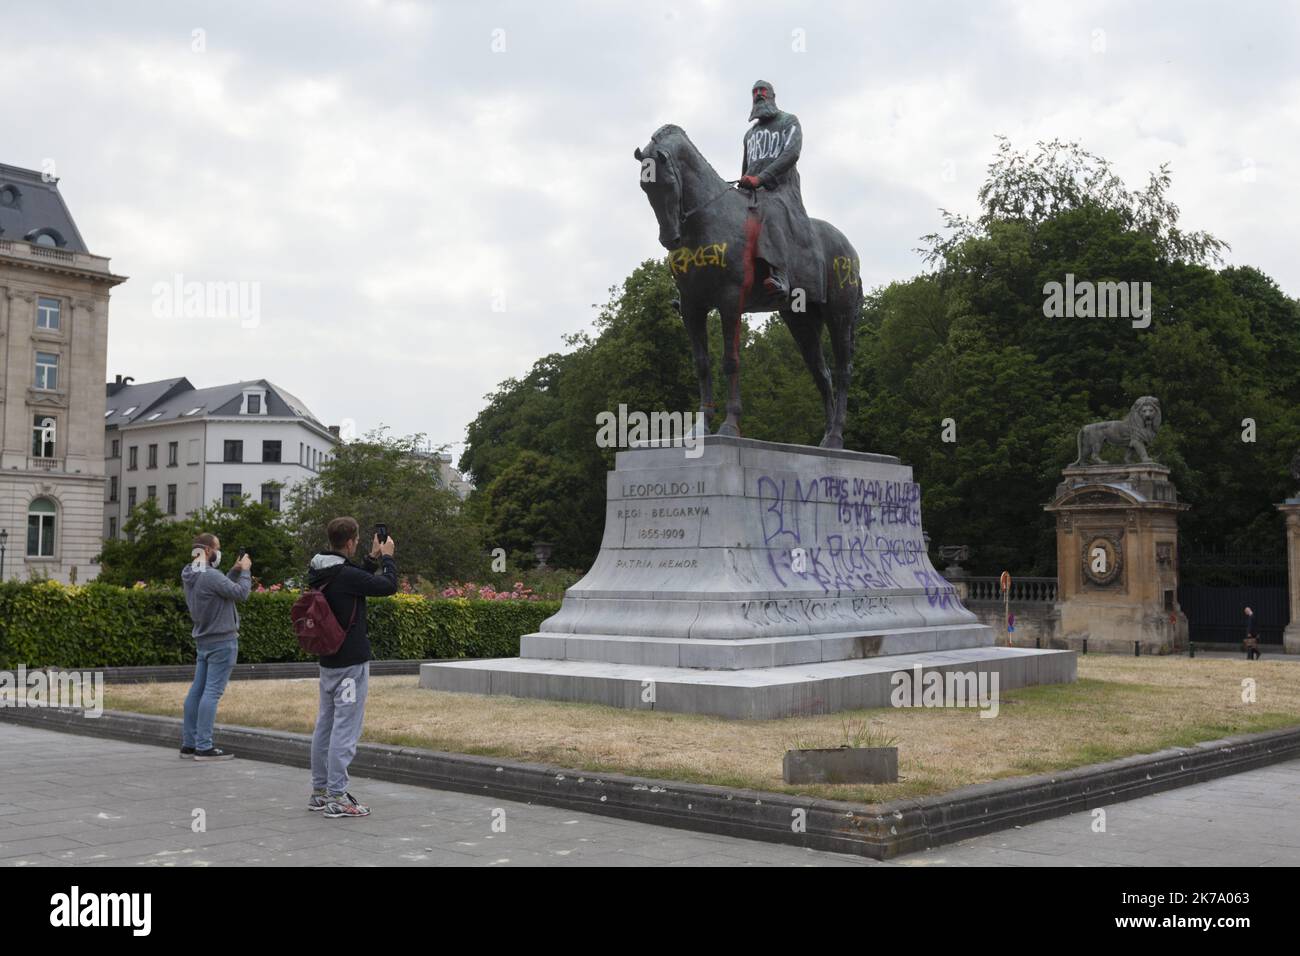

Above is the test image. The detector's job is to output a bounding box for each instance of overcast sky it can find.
[6,0,1298,461]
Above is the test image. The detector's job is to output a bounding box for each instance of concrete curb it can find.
[4,706,1299,859]
[29,660,444,684]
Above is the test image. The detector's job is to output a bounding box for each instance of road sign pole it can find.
[1000,571,1012,646]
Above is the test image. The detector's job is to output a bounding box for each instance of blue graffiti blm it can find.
[757,474,954,602]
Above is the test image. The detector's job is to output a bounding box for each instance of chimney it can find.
[107,373,135,397]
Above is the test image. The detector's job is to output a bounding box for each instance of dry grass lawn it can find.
[104,655,1300,805]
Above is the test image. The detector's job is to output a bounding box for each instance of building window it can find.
[168,441,178,466]
[224,440,243,463]
[111,439,120,458]
[36,297,61,331]
[247,394,262,414]
[28,229,65,248]
[299,442,304,465]
[261,483,281,511]
[147,444,158,468]
[109,476,119,502]
[128,446,138,470]
[35,351,59,390]
[146,485,157,501]
[166,484,177,516]
[27,498,56,557]
[109,516,117,538]
[222,484,242,508]
[127,487,137,513]
[263,440,281,463]
[31,415,56,458]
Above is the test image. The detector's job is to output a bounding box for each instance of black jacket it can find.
[305,550,398,668]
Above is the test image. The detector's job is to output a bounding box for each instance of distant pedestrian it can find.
[1244,606,1261,660]
[180,534,252,760]
[306,517,397,819]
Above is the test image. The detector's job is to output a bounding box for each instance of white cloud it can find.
[2,0,1296,460]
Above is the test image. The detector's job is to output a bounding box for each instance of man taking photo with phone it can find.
[180,533,252,761]
[305,517,398,818]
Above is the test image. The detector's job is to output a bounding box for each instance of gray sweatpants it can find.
[310,661,369,796]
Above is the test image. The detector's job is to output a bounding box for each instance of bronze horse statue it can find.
[634,124,861,448]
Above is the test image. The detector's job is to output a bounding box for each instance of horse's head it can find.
[634,126,685,249]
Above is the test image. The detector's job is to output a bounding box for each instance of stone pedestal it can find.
[422,436,1075,717]
[1044,463,1189,654]
[1275,500,1300,654]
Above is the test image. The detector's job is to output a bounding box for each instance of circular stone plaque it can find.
[1082,534,1123,586]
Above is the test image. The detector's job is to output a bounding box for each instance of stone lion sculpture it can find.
[1073,396,1162,465]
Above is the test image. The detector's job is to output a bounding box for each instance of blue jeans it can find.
[182,640,238,751]
[311,662,369,796]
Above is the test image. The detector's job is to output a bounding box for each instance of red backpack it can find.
[291,578,357,656]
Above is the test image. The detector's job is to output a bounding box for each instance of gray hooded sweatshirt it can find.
[180,562,252,647]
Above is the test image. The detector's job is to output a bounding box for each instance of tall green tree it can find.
[849,138,1295,571]
[97,495,297,586]
[287,430,484,582]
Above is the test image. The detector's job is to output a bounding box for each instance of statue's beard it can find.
[749,97,779,122]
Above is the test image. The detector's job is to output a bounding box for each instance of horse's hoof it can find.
[820,437,843,450]
[717,423,740,438]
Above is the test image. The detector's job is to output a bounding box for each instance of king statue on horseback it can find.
[739,80,825,305]
[634,79,861,448]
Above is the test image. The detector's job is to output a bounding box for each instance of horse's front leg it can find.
[718,293,743,437]
[680,300,713,435]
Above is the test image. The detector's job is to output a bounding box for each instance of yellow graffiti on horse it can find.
[832,256,860,289]
[669,243,729,274]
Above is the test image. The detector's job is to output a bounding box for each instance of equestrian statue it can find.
[634,80,862,449]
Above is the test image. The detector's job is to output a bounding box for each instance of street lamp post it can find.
[0,528,8,581]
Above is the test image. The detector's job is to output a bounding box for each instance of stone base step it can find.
[521,622,993,670]
[419,646,1077,719]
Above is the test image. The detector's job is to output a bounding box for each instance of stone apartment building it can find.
[104,377,338,535]
[0,164,123,583]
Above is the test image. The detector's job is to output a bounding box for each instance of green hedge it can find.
[0,581,559,669]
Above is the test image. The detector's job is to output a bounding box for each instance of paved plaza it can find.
[0,723,1296,867]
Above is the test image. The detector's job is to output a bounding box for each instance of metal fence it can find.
[1178,546,1287,644]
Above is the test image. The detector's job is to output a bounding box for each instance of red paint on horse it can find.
[739,210,760,310]
[730,211,761,414]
